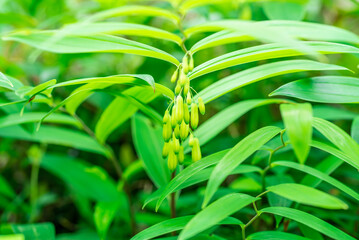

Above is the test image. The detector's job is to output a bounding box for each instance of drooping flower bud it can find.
[186,92,192,104]
[191,138,201,162]
[162,122,172,142]
[162,142,170,158]
[163,110,170,123]
[191,103,199,129]
[182,55,189,74]
[180,121,189,141]
[198,97,205,115]
[171,68,179,83]
[178,146,184,164]
[176,95,184,123]
[175,83,181,95]
[183,104,190,124]
[183,82,189,95]
[172,134,180,153]
[189,133,194,147]
[171,105,177,128]
[174,124,180,138]
[168,148,178,171]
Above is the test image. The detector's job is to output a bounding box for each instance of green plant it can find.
[0,0,359,239]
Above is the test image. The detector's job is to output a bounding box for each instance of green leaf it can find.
[40,154,120,202]
[196,60,347,104]
[94,201,121,240]
[270,76,359,103]
[132,114,170,188]
[61,22,182,45]
[0,234,25,240]
[311,140,359,170]
[272,161,359,201]
[264,2,307,20]
[101,89,162,124]
[86,5,180,23]
[0,223,55,240]
[131,216,242,240]
[188,42,357,80]
[280,103,312,164]
[0,112,81,129]
[267,183,348,209]
[203,126,281,207]
[186,99,286,151]
[0,175,15,198]
[149,162,259,209]
[3,32,179,66]
[351,116,359,143]
[186,20,359,45]
[0,72,14,88]
[260,207,356,240]
[155,150,228,211]
[0,125,109,156]
[313,117,359,167]
[178,193,256,240]
[248,231,310,240]
[95,87,159,143]
[191,19,359,53]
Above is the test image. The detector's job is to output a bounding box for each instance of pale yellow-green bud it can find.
[171,105,177,128]
[168,148,178,171]
[175,83,181,95]
[171,68,178,83]
[183,82,189,95]
[189,55,194,71]
[178,146,184,164]
[186,92,192,104]
[179,70,187,86]
[189,133,194,147]
[191,103,199,129]
[173,135,180,153]
[191,138,201,162]
[174,124,180,138]
[176,95,184,124]
[162,142,170,158]
[162,122,172,142]
[182,55,189,74]
[183,103,190,124]
[180,121,189,141]
[198,97,205,115]
[163,110,170,123]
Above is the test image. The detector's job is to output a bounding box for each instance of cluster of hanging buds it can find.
[162,53,205,171]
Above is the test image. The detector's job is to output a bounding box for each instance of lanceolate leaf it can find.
[155,150,229,210]
[3,32,179,66]
[131,215,242,240]
[178,194,257,240]
[0,112,81,129]
[186,20,359,45]
[351,116,359,143]
[261,207,356,240]
[267,183,348,209]
[188,42,357,80]
[0,125,109,156]
[203,126,282,207]
[311,140,359,170]
[61,22,182,45]
[41,154,120,202]
[0,223,55,240]
[96,87,160,143]
[248,231,311,240]
[280,103,312,164]
[313,117,359,168]
[132,114,170,188]
[271,161,359,201]
[270,76,359,103]
[196,60,347,104]
[86,5,180,23]
[146,163,260,209]
[185,99,286,151]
